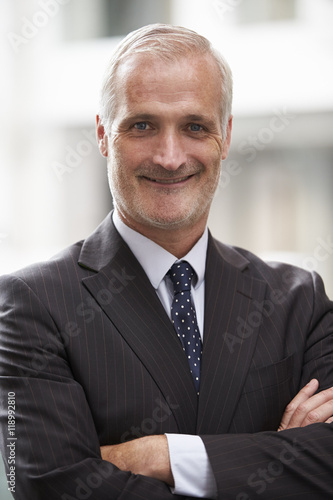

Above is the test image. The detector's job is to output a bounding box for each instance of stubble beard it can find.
[107,160,221,232]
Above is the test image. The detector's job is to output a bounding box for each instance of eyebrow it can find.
[123,113,156,122]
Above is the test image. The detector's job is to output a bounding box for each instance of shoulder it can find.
[211,238,333,326]
[211,236,321,294]
[0,213,117,293]
[0,240,85,295]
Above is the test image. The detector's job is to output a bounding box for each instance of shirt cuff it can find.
[165,433,217,499]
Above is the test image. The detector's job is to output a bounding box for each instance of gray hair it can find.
[99,23,233,138]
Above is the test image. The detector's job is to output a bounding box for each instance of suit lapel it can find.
[79,214,198,434]
[79,215,268,435]
[197,235,267,434]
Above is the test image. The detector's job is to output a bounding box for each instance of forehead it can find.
[113,52,222,116]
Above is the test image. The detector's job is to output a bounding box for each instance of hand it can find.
[278,379,333,431]
[101,435,174,486]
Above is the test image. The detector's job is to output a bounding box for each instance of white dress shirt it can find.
[113,210,217,499]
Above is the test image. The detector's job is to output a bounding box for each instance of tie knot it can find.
[168,261,194,294]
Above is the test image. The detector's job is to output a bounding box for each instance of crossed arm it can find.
[1,270,332,499]
[101,379,333,487]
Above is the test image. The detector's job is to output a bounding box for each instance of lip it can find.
[142,174,195,186]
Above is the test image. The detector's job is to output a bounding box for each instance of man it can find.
[0,23,333,500]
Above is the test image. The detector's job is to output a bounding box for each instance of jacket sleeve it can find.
[202,270,333,499]
[0,274,198,500]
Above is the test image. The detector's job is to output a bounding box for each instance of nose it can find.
[152,131,187,170]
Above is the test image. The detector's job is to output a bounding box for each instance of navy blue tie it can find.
[168,261,202,395]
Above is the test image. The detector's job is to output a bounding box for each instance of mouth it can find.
[142,174,195,185]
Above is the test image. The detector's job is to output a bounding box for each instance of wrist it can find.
[143,435,174,486]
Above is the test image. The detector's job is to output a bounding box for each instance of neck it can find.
[116,211,207,258]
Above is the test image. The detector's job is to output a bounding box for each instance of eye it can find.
[189,123,204,132]
[133,122,150,131]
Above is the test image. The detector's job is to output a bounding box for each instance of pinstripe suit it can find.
[0,212,332,499]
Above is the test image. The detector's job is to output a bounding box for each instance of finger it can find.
[287,386,333,429]
[300,394,333,427]
[325,416,333,424]
[278,379,319,431]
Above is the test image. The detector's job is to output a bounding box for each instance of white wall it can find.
[0,0,332,280]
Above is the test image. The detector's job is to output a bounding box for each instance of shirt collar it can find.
[112,210,207,290]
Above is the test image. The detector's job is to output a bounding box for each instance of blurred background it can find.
[0,0,332,496]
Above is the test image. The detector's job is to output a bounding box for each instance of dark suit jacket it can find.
[0,213,332,499]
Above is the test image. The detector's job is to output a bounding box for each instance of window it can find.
[237,0,296,24]
[62,0,171,40]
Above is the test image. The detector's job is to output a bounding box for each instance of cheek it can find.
[114,132,150,157]
[109,141,139,179]
[195,143,223,181]
[210,135,224,159]
[200,144,223,189]
[190,134,223,161]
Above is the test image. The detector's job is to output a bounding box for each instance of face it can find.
[97,52,232,238]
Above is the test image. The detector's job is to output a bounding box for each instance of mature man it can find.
[0,24,333,500]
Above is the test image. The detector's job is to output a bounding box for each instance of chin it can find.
[139,209,202,230]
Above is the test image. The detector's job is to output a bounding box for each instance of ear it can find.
[221,115,233,160]
[96,115,108,157]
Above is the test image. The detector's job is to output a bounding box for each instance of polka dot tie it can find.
[168,261,202,395]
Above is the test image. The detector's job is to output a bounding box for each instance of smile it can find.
[143,175,194,184]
